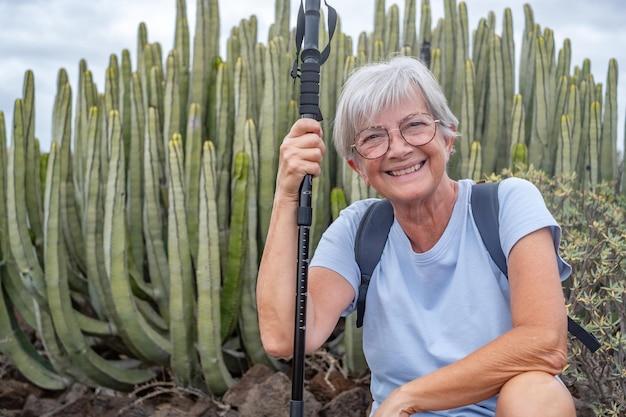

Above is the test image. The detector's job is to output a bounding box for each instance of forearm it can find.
[256,195,315,357]
[396,325,567,414]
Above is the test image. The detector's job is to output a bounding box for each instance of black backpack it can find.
[353,182,600,352]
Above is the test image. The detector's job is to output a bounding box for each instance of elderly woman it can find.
[256,56,575,417]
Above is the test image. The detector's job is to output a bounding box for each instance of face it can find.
[347,93,455,205]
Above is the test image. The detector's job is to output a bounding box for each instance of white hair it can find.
[333,56,459,160]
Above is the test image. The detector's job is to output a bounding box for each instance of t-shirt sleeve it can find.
[309,199,376,317]
[498,177,572,281]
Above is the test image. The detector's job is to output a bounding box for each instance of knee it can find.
[496,371,576,417]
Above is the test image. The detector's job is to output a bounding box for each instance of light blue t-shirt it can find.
[309,177,571,417]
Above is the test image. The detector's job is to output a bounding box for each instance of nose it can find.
[386,128,413,158]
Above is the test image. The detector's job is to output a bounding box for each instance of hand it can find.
[372,388,416,417]
[275,118,326,202]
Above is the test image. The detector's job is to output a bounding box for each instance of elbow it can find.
[260,330,293,360]
[533,327,568,374]
[263,341,292,360]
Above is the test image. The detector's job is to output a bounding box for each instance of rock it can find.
[21,394,60,417]
[223,364,274,407]
[318,387,372,417]
[308,370,355,403]
[0,379,41,410]
[60,383,90,404]
[235,372,321,417]
[154,403,193,417]
[188,398,215,416]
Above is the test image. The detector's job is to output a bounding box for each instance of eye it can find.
[365,133,384,141]
[406,120,426,128]
[359,130,386,143]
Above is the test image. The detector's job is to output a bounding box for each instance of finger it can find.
[280,159,321,178]
[281,143,324,166]
[282,134,326,154]
[287,118,323,138]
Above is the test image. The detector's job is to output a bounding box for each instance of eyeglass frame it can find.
[350,112,441,160]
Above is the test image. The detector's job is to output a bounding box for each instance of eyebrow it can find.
[364,112,422,130]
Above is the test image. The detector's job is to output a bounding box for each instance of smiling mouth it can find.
[387,160,427,176]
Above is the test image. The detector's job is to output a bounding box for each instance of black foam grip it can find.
[300,83,319,94]
[300,71,320,83]
[300,93,319,105]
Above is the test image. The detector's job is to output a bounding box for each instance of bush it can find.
[499,168,626,416]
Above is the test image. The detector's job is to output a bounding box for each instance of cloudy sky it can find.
[0,0,624,153]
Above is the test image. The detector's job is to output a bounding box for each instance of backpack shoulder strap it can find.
[354,199,394,328]
[470,182,600,353]
[470,182,508,276]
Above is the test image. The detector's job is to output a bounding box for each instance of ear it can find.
[347,158,369,185]
[444,126,457,156]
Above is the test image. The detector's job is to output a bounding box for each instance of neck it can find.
[393,178,459,253]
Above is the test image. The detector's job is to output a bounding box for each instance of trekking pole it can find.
[289,1,336,416]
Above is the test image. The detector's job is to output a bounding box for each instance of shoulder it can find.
[496,177,547,215]
[498,177,543,200]
[333,198,382,229]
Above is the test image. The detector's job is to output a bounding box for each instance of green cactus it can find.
[566,83,582,174]
[1,111,70,391]
[431,48,442,83]
[450,1,468,118]
[586,101,601,189]
[221,151,249,341]
[482,34,504,174]
[403,0,416,50]
[238,119,274,367]
[0,278,71,390]
[556,114,572,176]
[501,7,515,149]
[258,40,280,248]
[440,0,456,99]
[374,0,386,46]
[468,140,482,181]
[103,110,170,365]
[55,82,88,294]
[459,59,475,178]
[330,186,368,377]
[555,39,571,82]
[576,80,591,184]
[126,73,146,280]
[7,100,47,303]
[46,141,155,390]
[184,103,203,266]
[214,61,233,270]
[385,4,400,56]
[472,18,490,142]
[168,134,198,385]
[270,0,290,41]
[20,73,45,261]
[164,51,183,151]
[600,59,617,183]
[174,0,190,117]
[418,0,432,55]
[83,107,114,321]
[510,94,526,170]
[529,35,554,174]
[197,141,234,394]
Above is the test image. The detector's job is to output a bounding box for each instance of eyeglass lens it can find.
[355,114,436,159]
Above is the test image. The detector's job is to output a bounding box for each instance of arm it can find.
[256,119,354,358]
[384,227,568,414]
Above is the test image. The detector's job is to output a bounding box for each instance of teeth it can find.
[389,160,425,176]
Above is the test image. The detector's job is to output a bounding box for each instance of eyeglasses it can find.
[351,113,440,159]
